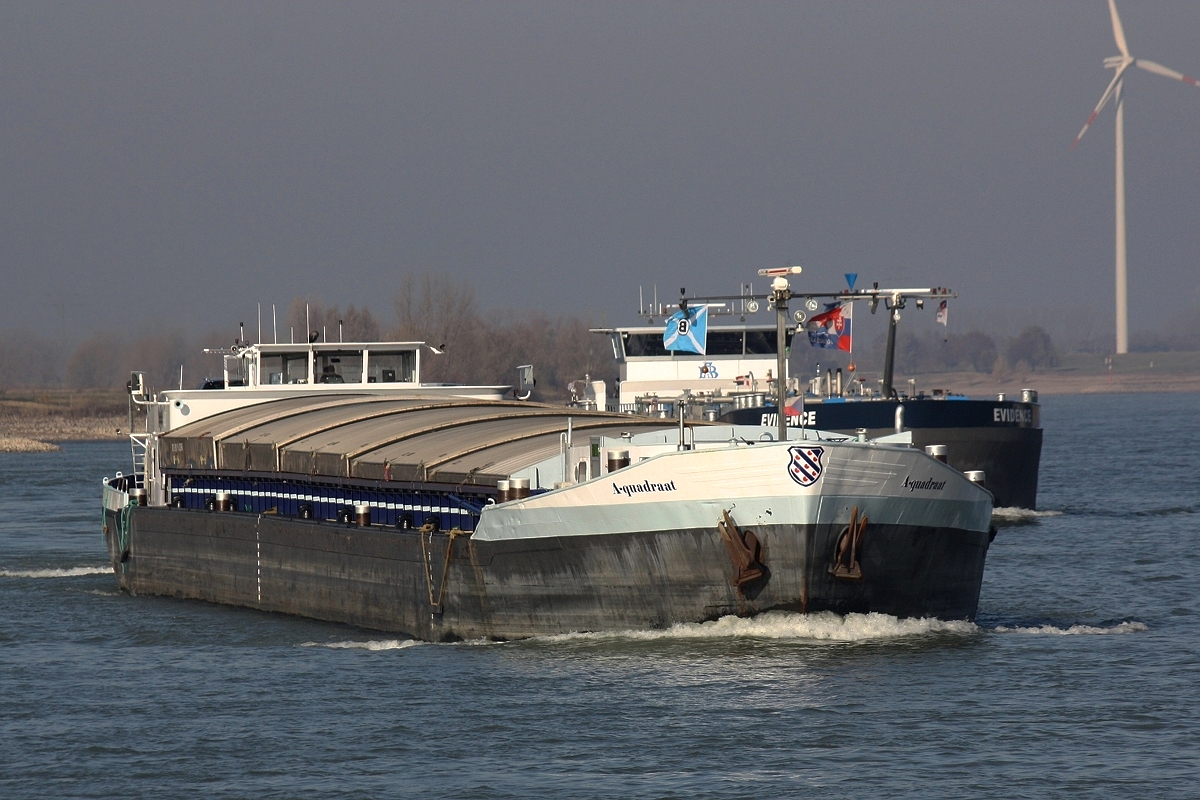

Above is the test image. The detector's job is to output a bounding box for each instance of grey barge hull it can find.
[103,505,989,640]
[102,396,995,640]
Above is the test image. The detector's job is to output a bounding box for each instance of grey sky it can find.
[2,1,1198,344]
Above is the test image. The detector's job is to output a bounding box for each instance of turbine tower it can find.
[1071,0,1200,355]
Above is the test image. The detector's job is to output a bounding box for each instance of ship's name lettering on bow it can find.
[612,479,677,497]
[993,407,1033,423]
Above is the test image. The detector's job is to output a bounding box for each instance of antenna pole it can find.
[257,303,262,344]
[882,306,899,399]
[272,304,277,343]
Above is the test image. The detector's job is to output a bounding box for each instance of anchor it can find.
[718,510,766,589]
[829,506,867,581]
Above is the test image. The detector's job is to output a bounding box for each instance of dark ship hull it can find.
[102,501,990,641]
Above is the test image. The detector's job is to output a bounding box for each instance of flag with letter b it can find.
[663,305,708,355]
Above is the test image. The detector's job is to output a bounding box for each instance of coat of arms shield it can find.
[787,446,825,487]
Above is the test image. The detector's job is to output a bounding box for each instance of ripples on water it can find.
[2,393,1198,798]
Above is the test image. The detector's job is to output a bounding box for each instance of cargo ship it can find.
[588,281,1042,509]
[101,309,996,640]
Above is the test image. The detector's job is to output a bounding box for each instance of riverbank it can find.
[3,358,1199,452]
[908,371,1200,397]
[0,389,126,451]
[907,351,1200,397]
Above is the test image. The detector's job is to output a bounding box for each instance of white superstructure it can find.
[132,341,509,434]
[590,324,794,415]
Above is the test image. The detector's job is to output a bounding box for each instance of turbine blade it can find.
[1109,0,1130,58]
[1071,68,1126,149]
[1136,58,1200,87]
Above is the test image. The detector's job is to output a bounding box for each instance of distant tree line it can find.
[4,283,1200,394]
[0,274,616,402]
[891,325,1060,374]
[794,324,1061,381]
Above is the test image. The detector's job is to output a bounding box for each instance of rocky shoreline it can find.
[906,371,1200,397]
[0,414,125,452]
[0,437,63,453]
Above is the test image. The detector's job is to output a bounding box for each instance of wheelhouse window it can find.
[744,331,780,355]
[623,330,770,356]
[368,351,416,383]
[622,333,669,357]
[705,331,744,356]
[317,351,363,384]
[260,353,309,384]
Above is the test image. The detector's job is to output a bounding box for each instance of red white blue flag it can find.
[806,302,852,351]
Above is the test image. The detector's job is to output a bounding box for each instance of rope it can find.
[117,501,134,557]
[103,497,135,573]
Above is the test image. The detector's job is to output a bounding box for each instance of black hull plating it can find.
[104,505,989,640]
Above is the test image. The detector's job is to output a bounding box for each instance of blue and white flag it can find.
[664,305,708,355]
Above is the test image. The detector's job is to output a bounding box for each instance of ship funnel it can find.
[925,445,949,463]
[965,470,987,488]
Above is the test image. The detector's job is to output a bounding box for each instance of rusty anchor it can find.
[829,506,867,581]
[718,510,766,588]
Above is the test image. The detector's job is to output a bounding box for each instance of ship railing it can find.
[102,477,131,512]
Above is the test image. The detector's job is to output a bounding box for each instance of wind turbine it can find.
[1071,0,1200,355]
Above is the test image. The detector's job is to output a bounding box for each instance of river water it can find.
[2,392,1198,798]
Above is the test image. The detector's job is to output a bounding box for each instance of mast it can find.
[881,304,900,399]
[666,281,957,403]
[771,278,792,442]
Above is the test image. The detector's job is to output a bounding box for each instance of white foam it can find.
[534,611,977,644]
[992,507,1064,521]
[0,566,111,579]
[301,639,422,651]
[991,621,1147,636]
